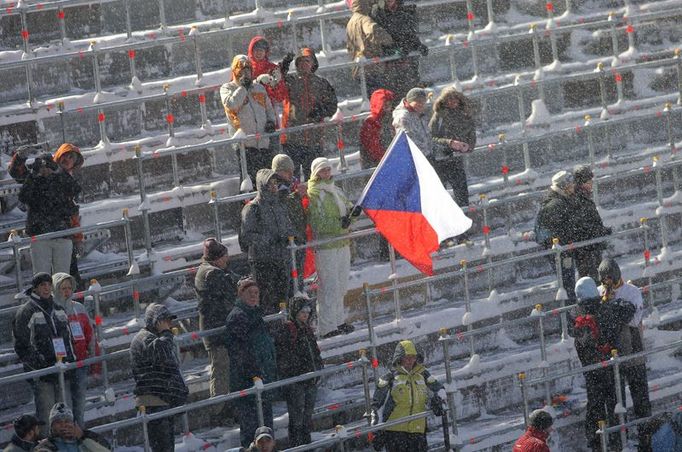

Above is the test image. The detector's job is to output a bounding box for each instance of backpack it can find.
[534,213,552,248]
[238,202,259,253]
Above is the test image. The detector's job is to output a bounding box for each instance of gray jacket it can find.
[241,169,296,263]
[392,100,433,157]
[220,81,276,149]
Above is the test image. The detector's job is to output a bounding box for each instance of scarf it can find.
[308,178,348,217]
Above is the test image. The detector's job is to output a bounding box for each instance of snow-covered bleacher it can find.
[2,0,682,449]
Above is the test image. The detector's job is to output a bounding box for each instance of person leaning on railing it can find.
[370,340,446,452]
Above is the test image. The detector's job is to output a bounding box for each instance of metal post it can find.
[359,350,372,425]
[238,141,252,192]
[288,236,300,296]
[191,27,203,86]
[498,133,514,237]
[552,238,569,339]
[10,231,23,292]
[100,340,110,389]
[57,7,67,45]
[254,377,265,427]
[465,0,475,33]
[209,191,222,240]
[58,101,66,143]
[97,109,109,145]
[480,194,494,292]
[546,14,560,67]
[21,7,34,106]
[140,406,151,452]
[641,217,653,309]
[469,37,480,81]
[596,62,609,120]
[665,102,676,155]
[90,41,103,100]
[608,13,619,62]
[653,156,671,251]
[158,0,167,32]
[134,145,153,258]
[515,80,532,171]
[519,372,529,426]
[614,70,624,107]
[485,0,496,30]
[124,0,133,40]
[163,84,180,187]
[56,356,67,403]
[198,92,210,130]
[288,12,299,54]
[460,260,475,358]
[319,18,329,55]
[439,329,460,439]
[676,49,682,105]
[363,283,379,382]
[122,208,135,271]
[610,350,627,447]
[585,114,596,167]
[90,279,110,388]
[336,124,348,172]
[530,25,545,100]
[128,48,141,93]
[388,244,401,322]
[356,57,369,106]
[598,420,608,452]
[446,35,462,89]
[533,304,551,406]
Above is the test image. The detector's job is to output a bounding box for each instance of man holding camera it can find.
[221,55,278,186]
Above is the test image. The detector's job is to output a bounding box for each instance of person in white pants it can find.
[307,157,358,339]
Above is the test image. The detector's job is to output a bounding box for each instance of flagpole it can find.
[354,131,405,207]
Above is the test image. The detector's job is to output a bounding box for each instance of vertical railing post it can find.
[209,191,222,241]
[387,244,401,322]
[190,26,203,86]
[546,4,560,68]
[552,238,569,339]
[530,24,545,100]
[56,356,67,403]
[359,349,373,425]
[158,0,168,33]
[128,48,142,93]
[134,145,153,261]
[653,155,670,251]
[336,123,349,172]
[608,13,620,63]
[355,57,369,107]
[445,35,462,90]
[238,140,253,192]
[90,41,103,102]
[122,208,136,273]
[363,283,379,382]
[610,350,627,447]
[598,420,609,452]
[90,279,110,389]
[531,304,551,406]
[519,372,529,426]
[19,4,35,106]
[140,406,151,452]
[675,48,682,105]
[515,78,532,172]
[596,62,610,121]
[585,114,596,167]
[640,217,654,309]
[485,0,496,31]
[57,101,67,143]
[288,11,299,53]
[460,260,476,358]
[97,109,110,147]
[10,231,23,292]
[57,7,68,45]
[319,17,330,56]
[479,194,494,293]
[124,0,133,40]
[198,92,210,131]
[288,236,300,296]
[253,377,265,427]
[439,329,460,444]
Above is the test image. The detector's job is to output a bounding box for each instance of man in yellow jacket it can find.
[371,340,445,451]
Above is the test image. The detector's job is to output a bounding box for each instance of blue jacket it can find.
[652,413,682,452]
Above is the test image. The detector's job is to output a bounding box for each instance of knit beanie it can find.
[32,272,52,289]
[551,170,574,191]
[231,54,251,80]
[598,258,621,283]
[49,403,73,426]
[272,154,295,173]
[237,276,259,296]
[528,409,553,431]
[575,276,599,301]
[203,238,227,261]
[573,164,594,186]
[405,87,428,103]
[310,157,332,180]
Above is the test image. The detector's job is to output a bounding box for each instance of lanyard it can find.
[30,299,59,337]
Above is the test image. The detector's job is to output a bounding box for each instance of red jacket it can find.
[248,36,288,104]
[359,89,395,164]
[513,427,550,452]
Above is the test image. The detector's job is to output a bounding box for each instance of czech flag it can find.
[356,131,472,275]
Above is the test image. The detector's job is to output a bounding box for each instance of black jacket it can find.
[194,260,237,350]
[535,188,580,249]
[573,188,611,252]
[372,2,422,55]
[18,170,80,236]
[274,319,323,380]
[12,291,76,381]
[130,327,189,407]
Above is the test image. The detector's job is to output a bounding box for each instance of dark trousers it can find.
[576,248,602,283]
[284,382,318,447]
[385,57,421,101]
[621,328,652,451]
[235,395,273,448]
[250,260,290,314]
[282,144,322,181]
[384,431,428,452]
[146,406,176,452]
[433,156,469,208]
[243,147,276,189]
[584,369,619,451]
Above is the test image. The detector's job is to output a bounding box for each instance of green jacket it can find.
[372,340,443,434]
[307,179,352,250]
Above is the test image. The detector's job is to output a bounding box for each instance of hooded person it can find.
[129,303,188,452]
[345,0,394,95]
[430,87,477,208]
[34,403,110,452]
[512,409,553,452]
[280,48,338,180]
[371,340,445,452]
[240,169,296,314]
[273,297,323,446]
[13,273,76,433]
[307,158,359,338]
[392,87,433,158]
[572,277,635,451]
[220,55,278,185]
[225,277,277,448]
[5,414,44,452]
[360,88,396,168]
[194,238,238,424]
[534,170,580,299]
[247,36,289,105]
[598,258,652,439]
[52,272,95,428]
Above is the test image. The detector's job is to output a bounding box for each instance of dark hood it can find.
[255,168,281,201]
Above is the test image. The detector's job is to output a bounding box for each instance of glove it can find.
[350,206,362,217]
[256,73,274,87]
[264,121,276,133]
[340,215,352,229]
[279,52,295,74]
[239,76,252,89]
[419,43,429,56]
[370,409,380,426]
[431,395,446,417]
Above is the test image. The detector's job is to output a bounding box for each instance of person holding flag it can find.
[354,130,472,275]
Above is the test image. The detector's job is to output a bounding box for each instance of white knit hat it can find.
[551,170,574,190]
[310,157,332,180]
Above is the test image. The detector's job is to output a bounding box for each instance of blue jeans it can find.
[70,367,88,427]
